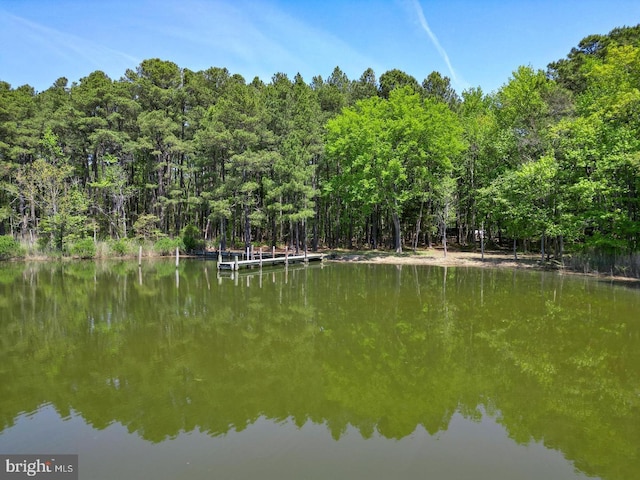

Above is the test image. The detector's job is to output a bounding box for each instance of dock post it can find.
[259,248,263,268]
[176,247,179,267]
[285,246,289,265]
[304,245,308,263]
[138,246,142,267]
[218,250,222,264]
[272,246,276,258]
[234,255,239,271]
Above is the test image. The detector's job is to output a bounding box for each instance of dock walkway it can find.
[217,252,323,271]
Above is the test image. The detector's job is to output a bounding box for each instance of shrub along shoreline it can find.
[2,234,639,282]
[0,234,185,261]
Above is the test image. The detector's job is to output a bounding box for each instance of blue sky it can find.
[1,0,639,94]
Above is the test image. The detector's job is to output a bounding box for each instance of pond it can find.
[0,260,638,480]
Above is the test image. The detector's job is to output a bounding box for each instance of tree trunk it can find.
[372,206,378,249]
[413,201,424,252]
[302,220,307,254]
[204,218,210,242]
[480,221,485,261]
[19,194,27,238]
[220,218,226,251]
[244,203,251,250]
[392,210,402,253]
[312,208,319,251]
[442,220,447,258]
[348,214,353,249]
[557,235,564,261]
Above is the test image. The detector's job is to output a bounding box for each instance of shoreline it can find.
[4,247,639,283]
[325,248,640,283]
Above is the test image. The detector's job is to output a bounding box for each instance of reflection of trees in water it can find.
[0,261,639,479]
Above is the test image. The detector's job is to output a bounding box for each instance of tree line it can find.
[1,24,639,257]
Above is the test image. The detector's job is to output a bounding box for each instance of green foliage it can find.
[133,214,161,240]
[422,70,460,108]
[153,237,184,256]
[378,69,420,98]
[109,239,130,256]
[0,235,24,259]
[495,66,555,165]
[68,238,96,259]
[326,86,464,251]
[12,126,90,252]
[548,24,640,93]
[182,224,205,252]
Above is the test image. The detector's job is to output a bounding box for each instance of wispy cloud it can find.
[150,1,299,71]
[409,0,466,87]
[144,0,380,81]
[251,2,382,79]
[2,10,139,73]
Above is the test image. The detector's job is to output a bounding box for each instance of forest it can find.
[1,25,639,261]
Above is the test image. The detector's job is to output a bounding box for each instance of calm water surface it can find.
[0,260,639,479]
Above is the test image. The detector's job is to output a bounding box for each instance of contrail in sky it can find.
[410,0,460,84]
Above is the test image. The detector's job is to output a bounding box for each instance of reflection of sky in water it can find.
[0,404,590,480]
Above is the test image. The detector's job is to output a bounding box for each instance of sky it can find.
[1,0,639,95]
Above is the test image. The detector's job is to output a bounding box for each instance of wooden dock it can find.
[217,252,323,270]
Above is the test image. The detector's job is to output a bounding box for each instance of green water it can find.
[0,260,638,480]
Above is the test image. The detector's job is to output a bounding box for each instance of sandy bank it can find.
[325,248,640,283]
